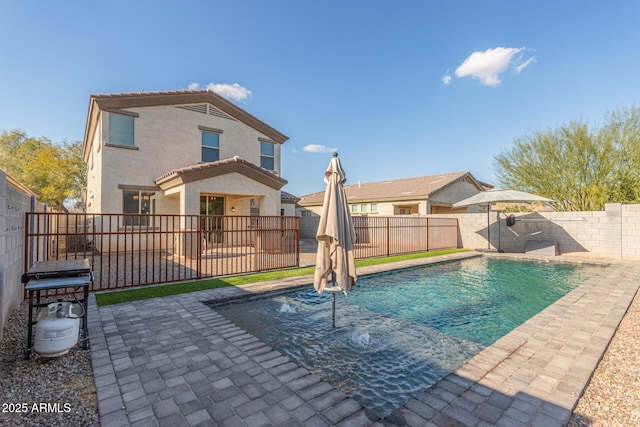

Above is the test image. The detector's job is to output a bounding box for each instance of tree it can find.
[600,107,640,203]
[494,107,640,211]
[0,130,86,210]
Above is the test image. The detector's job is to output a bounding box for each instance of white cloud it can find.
[514,56,536,74]
[187,82,253,101]
[303,144,337,153]
[207,82,252,101]
[454,47,535,86]
[442,74,452,85]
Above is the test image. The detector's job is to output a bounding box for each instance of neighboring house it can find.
[297,171,488,216]
[280,191,300,216]
[82,90,289,221]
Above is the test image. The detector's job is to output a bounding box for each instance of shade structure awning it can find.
[452,189,554,209]
[452,189,554,251]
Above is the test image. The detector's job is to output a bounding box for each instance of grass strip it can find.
[95,248,468,306]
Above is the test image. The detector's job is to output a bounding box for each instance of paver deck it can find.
[88,252,640,426]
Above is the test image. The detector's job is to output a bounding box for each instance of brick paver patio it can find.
[88,252,640,426]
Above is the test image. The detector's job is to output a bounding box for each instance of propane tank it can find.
[34,302,80,357]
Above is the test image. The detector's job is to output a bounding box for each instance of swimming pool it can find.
[209,257,601,417]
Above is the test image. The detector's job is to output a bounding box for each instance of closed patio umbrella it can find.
[452,189,554,250]
[314,152,357,326]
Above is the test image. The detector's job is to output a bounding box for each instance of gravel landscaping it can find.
[0,300,98,427]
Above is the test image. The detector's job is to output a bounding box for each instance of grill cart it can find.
[21,259,93,359]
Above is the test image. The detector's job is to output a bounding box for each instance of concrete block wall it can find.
[432,203,640,261]
[300,216,320,239]
[0,171,46,340]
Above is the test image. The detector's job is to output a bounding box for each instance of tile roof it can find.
[299,171,481,205]
[280,190,300,202]
[155,156,287,190]
[90,89,212,99]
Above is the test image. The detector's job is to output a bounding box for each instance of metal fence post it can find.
[386,217,390,257]
[426,217,429,252]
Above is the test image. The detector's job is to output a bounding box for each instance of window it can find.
[250,198,260,216]
[351,205,358,213]
[202,131,220,162]
[370,204,378,212]
[360,204,368,213]
[123,190,154,226]
[397,205,417,215]
[260,142,275,171]
[109,113,135,146]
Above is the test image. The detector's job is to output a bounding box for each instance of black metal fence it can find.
[24,213,458,294]
[352,216,458,259]
[24,213,299,292]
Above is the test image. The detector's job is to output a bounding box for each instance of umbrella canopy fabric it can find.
[452,189,554,209]
[313,154,357,295]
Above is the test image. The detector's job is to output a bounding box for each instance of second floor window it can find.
[260,142,275,171]
[202,131,220,162]
[109,113,135,146]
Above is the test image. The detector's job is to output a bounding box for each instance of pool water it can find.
[210,257,600,417]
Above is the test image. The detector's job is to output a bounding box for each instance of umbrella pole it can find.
[487,203,491,250]
[331,271,336,328]
[497,210,502,253]
[331,292,336,328]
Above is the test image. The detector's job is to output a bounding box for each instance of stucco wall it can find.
[85,121,103,212]
[350,199,428,216]
[181,173,280,216]
[281,202,296,216]
[0,172,47,340]
[429,179,482,206]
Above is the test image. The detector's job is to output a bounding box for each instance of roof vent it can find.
[177,104,207,114]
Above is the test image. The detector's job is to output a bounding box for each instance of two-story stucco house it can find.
[82,90,289,221]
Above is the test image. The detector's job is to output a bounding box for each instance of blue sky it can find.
[1,1,639,197]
